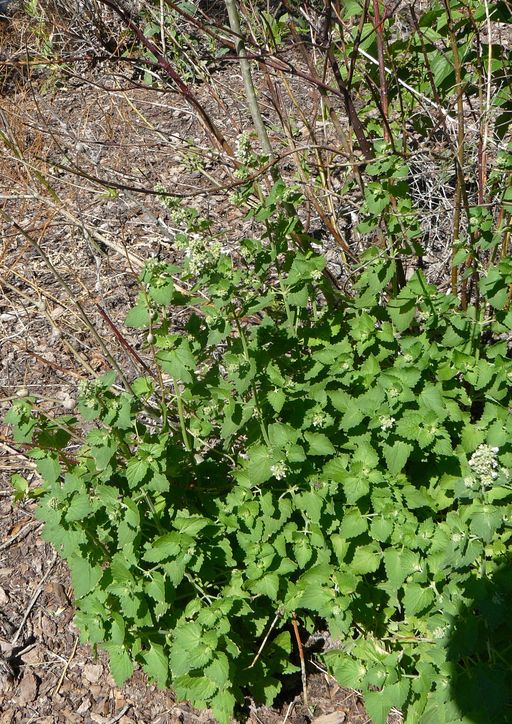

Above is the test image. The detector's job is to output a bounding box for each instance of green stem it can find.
[231,305,270,447]
[224,0,274,160]
[172,377,191,451]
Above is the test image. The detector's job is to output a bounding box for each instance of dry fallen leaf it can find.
[312,713,347,724]
[17,670,39,706]
[83,662,103,683]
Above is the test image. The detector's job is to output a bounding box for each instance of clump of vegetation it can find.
[8,184,512,722]
[4,0,512,721]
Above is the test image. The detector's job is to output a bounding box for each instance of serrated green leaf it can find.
[156,340,196,383]
[11,474,29,502]
[304,431,335,456]
[105,644,134,685]
[211,689,236,724]
[126,458,149,488]
[149,278,174,306]
[339,508,368,538]
[370,516,394,542]
[351,544,381,575]
[65,494,91,522]
[402,583,435,616]
[173,514,210,536]
[293,538,312,567]
[170,624,214,676]
[384,548,419,588]
[325,651,366,688]
[420,385,447,418]
[143,533,182,562]
[470,504,501,543]
[68,555,102,599]
[343,474,370,504]
[340,406,364,430]
[251,573,280,600]
[388,292,417,332]
[125,299,150,328]
[205,652,230,688]
[145,572,167,602]
[267,388,286,413]
[110,553,134,583]
[142,643,168,688]
[246,445,273,485]
[268,422,299,450]
[35,455,61,484]
[91,443,117,471]
[382,441,413,475]
[364,679,410,724]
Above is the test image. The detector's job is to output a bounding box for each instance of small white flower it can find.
[464,476,476,489]
[432,626,447,639]
[469,444,502,489]
[379,415,396,431]
[312,412,327,428]
[271,462,288,480]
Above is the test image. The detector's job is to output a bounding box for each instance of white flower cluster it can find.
[270,462,288,480]
[185,233,222,275]
[312,411,327,428]
[379,415,396,431]
[235,131,252,164]
[468,444,500,488]
[78,379,100,403]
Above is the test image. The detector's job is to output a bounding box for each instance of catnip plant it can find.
[7,184,512,722]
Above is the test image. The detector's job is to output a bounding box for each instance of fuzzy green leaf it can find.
[105,644,134,685]
[382,441,413,475]
[304,432,335,456]
[402,583,435,616]
[68,555,102,599]
[142,643,169,688]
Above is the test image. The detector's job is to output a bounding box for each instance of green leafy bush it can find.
[7,198,512,722]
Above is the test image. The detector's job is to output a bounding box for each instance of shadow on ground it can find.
[447,562,512,723]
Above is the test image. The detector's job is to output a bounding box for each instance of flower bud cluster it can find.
[468,444,500,488]
[270,462,288,480]
[379,415,396,431]
[185,234,222,275]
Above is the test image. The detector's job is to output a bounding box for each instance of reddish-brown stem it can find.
[96,0,235,157]
[372,0,390,142]
[291,613,308,708]
[95,304,156,378]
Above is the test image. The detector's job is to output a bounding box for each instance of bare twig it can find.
[0,520,42,552]
[11,551,58,647]
[53,636,79,696]
[106,705,131,724]
[282,700,295,724]
[247,610,282,669]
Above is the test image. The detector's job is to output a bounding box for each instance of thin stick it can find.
[372,0,389,142]
[53,636,79,696]
[282,700,295,724]
[247,610,282,669]
[291,612,308,708]
[11,552,58,646]
[106,704,131,724]
[0,521,42,552]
